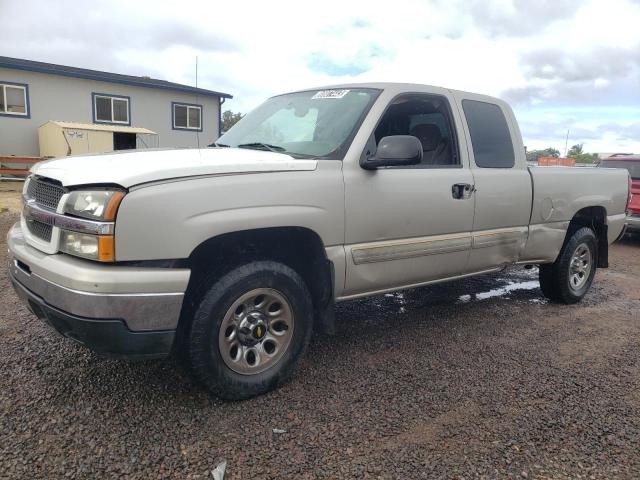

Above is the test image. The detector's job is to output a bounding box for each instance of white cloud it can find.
[1,0,639,153]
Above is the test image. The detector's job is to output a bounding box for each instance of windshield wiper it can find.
[210,142,230,148]
[237,142,286,152]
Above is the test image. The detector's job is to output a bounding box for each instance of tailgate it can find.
[630,179,640,215]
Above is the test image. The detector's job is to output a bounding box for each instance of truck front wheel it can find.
[539,227,598,304]
[187,261,313,400]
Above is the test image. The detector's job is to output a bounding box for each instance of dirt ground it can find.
[1,188,640,479]
[0,181,23,214]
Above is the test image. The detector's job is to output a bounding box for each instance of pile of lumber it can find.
[0,156,43,178]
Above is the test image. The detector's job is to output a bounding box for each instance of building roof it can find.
[43,121,156,135]
[0,56,232,99]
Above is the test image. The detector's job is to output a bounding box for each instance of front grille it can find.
[27,176,66,210]
[26,219,53,242]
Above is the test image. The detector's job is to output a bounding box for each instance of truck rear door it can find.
[452,92,532,273]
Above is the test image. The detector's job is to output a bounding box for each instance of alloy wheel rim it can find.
[569,243,592,291]
[218,288,294,375]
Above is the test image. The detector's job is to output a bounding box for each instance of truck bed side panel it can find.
[520,166,628,263]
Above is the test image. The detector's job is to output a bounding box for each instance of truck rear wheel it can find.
[187,261,313,400]
[539,227,598,304]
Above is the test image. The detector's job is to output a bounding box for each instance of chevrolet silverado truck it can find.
[7,83,631,400]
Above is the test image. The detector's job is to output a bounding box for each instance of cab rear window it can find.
[462,100,515,168]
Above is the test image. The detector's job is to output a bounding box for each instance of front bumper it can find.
[627,214,640,232]
[7,222,191,358]
[10,278,176,358]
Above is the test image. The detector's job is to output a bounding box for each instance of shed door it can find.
[114,132,137,150]
[86,131,113,154]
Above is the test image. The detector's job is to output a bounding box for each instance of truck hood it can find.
[31,148,318,188]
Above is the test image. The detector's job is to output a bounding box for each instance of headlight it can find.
[64,190,125,221]
[60,189,124,262]
[60,230,115,261]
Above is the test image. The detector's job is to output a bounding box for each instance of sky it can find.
[2,0,639,154]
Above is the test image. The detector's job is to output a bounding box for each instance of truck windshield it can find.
[216,88,380,159]
[599,159,640,179]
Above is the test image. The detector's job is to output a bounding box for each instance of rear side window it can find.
[462,100,515,168]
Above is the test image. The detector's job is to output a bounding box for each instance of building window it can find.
[172,102,202,131]
[92,93,130,125]
[0,82,29,118]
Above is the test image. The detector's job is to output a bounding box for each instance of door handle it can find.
[452,183,475,200]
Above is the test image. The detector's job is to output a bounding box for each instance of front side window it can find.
[173,103,202,131]
[372,94,460,167]
[93,94,130,124]
[0,82,29,117]
[462,99,515,168]
[217,88,380,159]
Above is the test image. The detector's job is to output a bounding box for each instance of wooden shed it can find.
[38,121,157,158]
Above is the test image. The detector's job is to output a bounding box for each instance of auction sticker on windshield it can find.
[312,89,350,99]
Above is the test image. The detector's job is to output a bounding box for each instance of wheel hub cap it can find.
[218,288,295,375]
[569,242,592,291]
[237,311,267,346]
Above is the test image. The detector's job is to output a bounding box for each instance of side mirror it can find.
[361,135,423,170]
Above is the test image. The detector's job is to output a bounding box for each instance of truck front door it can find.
[340,89,476,298]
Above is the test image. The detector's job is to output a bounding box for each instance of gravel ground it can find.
[2,206,640,479]
[0,182,22,214]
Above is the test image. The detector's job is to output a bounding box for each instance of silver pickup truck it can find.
[7,83,630,399]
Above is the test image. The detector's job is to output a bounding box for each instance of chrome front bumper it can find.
[7,222,190,332]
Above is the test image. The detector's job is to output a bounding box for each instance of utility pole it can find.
[564,129,569,157]
[195,56,200,149]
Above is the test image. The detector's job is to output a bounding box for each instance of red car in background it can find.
[599,154,640,233]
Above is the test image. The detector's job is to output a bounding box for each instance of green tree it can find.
[567,144,584,156]
[222,110,243,132]
[526,147,561,163]
[567,143,599,164]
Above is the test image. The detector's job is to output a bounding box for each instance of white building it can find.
[0,56,232,157]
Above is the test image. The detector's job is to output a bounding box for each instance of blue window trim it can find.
[92,92,131,126]
[0,80,30,119]
[171,101,203,132]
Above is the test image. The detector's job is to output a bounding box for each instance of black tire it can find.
[538,227,598,304]
[187,261,313,400]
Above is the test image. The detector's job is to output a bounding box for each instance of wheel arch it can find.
[564,206,608,268]
[179,226,336,338]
